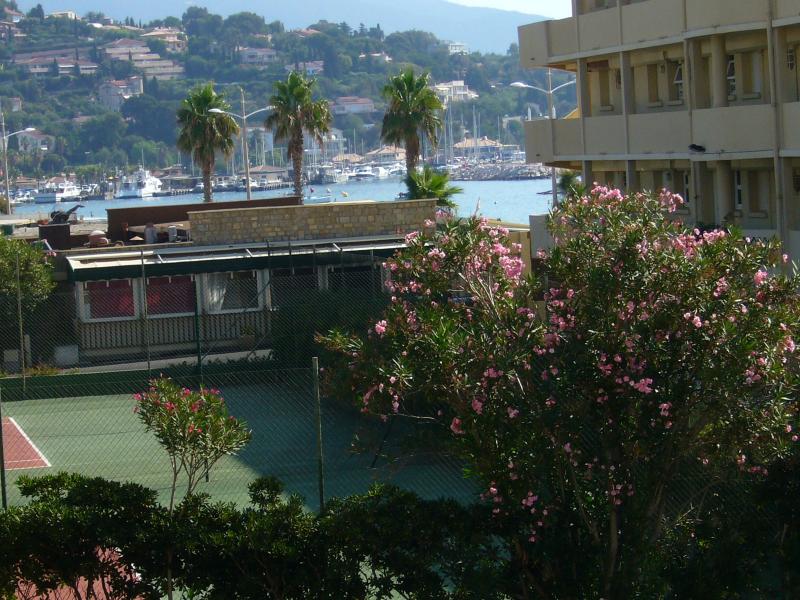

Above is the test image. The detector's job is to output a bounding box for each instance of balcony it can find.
[621,0,683,46]
[783,102,800,149]
[524,119,582,164]
[685,0,769,31]
[775,0,800,21]
[578,8,619,53]
[628,112,690,155]
[518,20,577,68]
[585,116,626,156]
[691,104,774,155]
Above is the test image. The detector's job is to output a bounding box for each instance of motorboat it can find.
[115,168,163,199]
[35,181,81,204]
[352,166,376,181]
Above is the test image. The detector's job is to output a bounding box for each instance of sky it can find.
[448,0,572,19]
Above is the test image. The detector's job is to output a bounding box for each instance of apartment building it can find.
[518,0,800,256]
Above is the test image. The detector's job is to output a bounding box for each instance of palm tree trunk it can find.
[202,160,213,203]
[406,135,420,176]
[292,130,304,201]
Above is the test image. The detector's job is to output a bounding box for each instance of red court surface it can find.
[2,416,50,470]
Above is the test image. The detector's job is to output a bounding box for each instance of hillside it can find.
[18,0,545,53]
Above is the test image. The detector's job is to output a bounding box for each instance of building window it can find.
[270,267,316,307]
[734,170,743,209]
[727,55,737,99]
[669,62,684,102]
[203,271,262,313]
[146,275,196,316]
[788,48,796,71]
[82,280,136,321]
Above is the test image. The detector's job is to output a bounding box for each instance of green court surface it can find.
[1,378,476,509]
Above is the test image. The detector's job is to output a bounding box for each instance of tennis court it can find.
[0,370,476,508]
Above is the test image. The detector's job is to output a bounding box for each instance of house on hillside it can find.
[98,76,143,111]
[3,7,22,23]
[433,80,479,104]
[331,96,376,116]
[140,28,187,53]
[18,56,98,76]
[239,47,278,67]
[47,10,78,20]
[17,130,53,153]
[102,38,184,80]
[447,41,468,55]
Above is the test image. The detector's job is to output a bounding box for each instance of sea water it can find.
[12,178,554,225]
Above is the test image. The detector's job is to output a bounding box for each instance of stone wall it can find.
[188,199,438,245]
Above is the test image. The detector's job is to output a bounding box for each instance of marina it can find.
[7,177,554,225]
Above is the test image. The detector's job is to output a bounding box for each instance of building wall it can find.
[518,0,800,259]
[189,199,437,245]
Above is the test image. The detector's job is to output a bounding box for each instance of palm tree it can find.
[557,170,584,201]
[265,71,332,199]
[381,69,443,176]
[176,83,239,203]
[406,166,463,208]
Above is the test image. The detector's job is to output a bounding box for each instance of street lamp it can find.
[0,111,35,214]
[210,91,274,201]
[511,69,577,206]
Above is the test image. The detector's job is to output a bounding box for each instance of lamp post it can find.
[210,93,273,201]
[511,70,576,207]
[0,113,35,215]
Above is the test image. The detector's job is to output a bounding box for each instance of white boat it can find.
[352,166,377,181]
[388,164,407,178]
[115,168,163,199]
[35,182,81,204]
[372,166,389,179]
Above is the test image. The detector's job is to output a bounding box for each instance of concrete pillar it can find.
[713,161,733,224]
[710,35,729,108]
[626,160,639,192]
[582,160,593,189]
[687,39,708,109]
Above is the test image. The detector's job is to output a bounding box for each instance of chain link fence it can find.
[0,252,475,508]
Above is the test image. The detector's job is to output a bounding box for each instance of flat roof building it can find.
[518,0,800,257]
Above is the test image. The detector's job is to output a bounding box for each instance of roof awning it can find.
[65,235,405,282]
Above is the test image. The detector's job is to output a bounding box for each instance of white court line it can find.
[7,417,51,468]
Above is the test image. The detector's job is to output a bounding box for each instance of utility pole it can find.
[1,110,10,214]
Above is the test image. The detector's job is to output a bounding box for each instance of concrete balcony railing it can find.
[782,102,800,148]
[685,0,769,31]
[775,0,800,21]
[584,116,626,155]
[621,0,683,46]
[524,119,582,163]
[691,104,775,155]
[519,0,782,69]
[628,111,690,154]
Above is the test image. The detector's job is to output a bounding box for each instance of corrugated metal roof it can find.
[66,235,405,282]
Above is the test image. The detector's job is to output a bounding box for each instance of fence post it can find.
[140,250,151,374]
[193,280,203,378]
[15,250,25,394]
[0,386,7,509]
[312,356,325,511]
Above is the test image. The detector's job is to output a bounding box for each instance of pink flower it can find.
[374,320,387,336]
[450,417,465,435]
[563,442,572,454]
[507,407,519,419]
[691,315,703,328]
[754,270,768,286]
[471,397,484,414]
